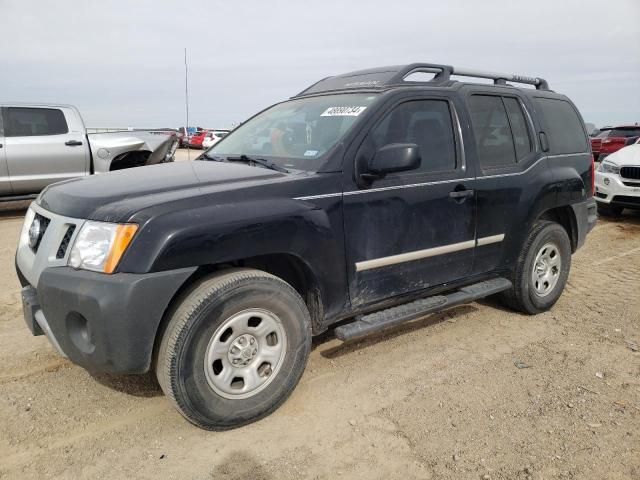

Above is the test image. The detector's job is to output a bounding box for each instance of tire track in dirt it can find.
[0,359,70,384]
[0,399,170,470]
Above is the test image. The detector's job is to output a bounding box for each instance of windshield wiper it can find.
[226,154,289,173]
[198,151,225,162]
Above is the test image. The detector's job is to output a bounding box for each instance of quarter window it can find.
[534,98,588,154]
[370,99,457,174]
[4,107,68,137]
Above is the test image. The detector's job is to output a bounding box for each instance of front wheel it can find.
[502,221,572,314]
[156,269,312,430]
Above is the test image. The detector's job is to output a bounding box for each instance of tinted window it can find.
[5,107,68,137]
[534,98,587,154]
[468,95,516,169]
[370,100,456,173]
[503,97,532,161]
[609,128,640,137]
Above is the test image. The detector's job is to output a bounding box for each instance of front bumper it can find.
[595,171,640,209]
[19,265,196,374]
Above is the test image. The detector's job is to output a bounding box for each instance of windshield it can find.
[208,93,378,171]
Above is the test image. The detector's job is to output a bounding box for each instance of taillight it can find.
[601,137,626,154]
[591,154,595,196]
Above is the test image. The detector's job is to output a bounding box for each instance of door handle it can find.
[449,189,474,199]
[65,140,83,146]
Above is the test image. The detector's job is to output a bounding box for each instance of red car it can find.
[188,130,208,149]
[592,125,640,161]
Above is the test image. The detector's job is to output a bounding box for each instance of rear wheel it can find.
[156,268,312,430]
[502,221,571,314]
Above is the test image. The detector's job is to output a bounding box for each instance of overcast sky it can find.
[1,0,638,129]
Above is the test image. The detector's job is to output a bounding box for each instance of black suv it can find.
[16,63,597,430]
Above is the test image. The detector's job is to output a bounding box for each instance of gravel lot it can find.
[0,198,638,479]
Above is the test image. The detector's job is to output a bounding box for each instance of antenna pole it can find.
[184,47,190,161]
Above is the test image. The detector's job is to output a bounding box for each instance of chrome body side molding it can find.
[355,234,505,272]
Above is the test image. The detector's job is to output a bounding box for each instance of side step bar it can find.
[335,278,512,342]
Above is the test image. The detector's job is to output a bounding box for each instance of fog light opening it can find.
[67,312,95,354]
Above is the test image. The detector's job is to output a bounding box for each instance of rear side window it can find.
[468,95,517,169]
[4,107,68,137]
[370,99,457,174]
[609,128,640,138]
[503,97,532,161]
[534,98,587,154]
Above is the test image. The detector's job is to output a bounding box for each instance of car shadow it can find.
[316,304,478,359]
[210,451,272,479]
[598,208,640,226]
[475,293,516,313]
[90,371,163,398]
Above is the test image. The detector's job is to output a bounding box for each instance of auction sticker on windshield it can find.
[320,106,367,117]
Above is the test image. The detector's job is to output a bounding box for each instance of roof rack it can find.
[294,63,549,97]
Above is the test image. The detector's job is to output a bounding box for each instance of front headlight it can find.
[68,221,138,273]
[598,161,620,174]
[19,207,36,248]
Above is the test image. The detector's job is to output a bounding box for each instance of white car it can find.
[202,130,230,149]
[595,138,640,215]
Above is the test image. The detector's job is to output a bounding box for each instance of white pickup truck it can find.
[0,103,178,201]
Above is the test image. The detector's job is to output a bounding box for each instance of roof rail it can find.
[450,67,549,90]
[294,63,550,97]
[392,63,549,89]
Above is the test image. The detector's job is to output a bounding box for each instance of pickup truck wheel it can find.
[156,268,312,430]
[501,221,571,315]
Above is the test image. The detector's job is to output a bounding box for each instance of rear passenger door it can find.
[2,106,88,194]
[463,90,543,274]
[343,94,477,307]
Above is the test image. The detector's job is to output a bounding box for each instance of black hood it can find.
[38,161,285,221]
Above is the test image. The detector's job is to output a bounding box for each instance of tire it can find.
[597,203,623,217]
[156,268,312,430]
[501,221,572,315]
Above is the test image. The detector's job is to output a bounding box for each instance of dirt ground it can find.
[0,201,638,480]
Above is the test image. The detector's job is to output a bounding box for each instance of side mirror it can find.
[365,143,421,180]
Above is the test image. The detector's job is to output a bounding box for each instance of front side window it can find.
[210,93,378,172]
[4,107,68,137]
[369,99,457,174]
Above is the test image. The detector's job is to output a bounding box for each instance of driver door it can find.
[343,96,477,307]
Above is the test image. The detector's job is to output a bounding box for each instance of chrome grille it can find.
[17,205,85,288]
